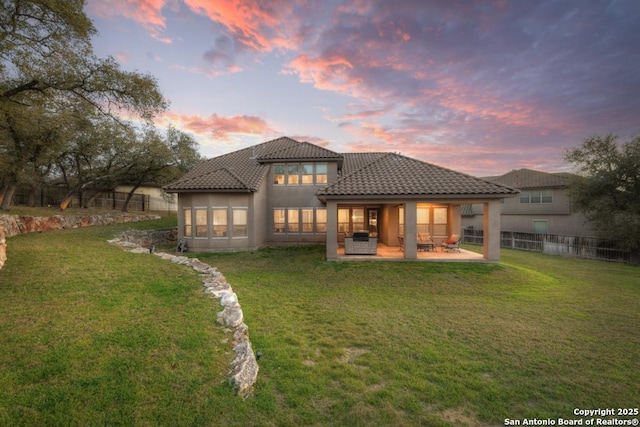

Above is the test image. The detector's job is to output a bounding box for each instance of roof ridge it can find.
[218,166,250,189]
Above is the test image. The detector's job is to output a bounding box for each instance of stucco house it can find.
[462,168,594,236]
[164,137,519,261]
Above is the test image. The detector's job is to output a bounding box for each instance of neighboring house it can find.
[164,137,519,261]
[115,184,177,212]
[462,168,594,236]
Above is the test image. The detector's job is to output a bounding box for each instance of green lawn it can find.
[1,217,638,426]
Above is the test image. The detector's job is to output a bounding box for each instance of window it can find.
[301,209,314,232]
[183,208,192,237]
[232,208,247,237]
[520,190,553,204]
[338,208,350,233]
[288,209,299,233]
[316,164,328,184]
[433,207,448,236]
[287,164,299,184]
[212,208,227,237]
[273,164,285,185]
[301,164,314,184]
[417,207,430,234]
[195,208,208,237]
[398,206,405,236]
[316,208,327,233]
[352,208,365,231]
[533,220,548,234]
[274,209,285,233]
[530,191,541,204]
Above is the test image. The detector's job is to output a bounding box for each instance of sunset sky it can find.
[85,0,640,176]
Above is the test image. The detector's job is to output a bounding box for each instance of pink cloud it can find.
[159,111,274,140]
[87,0,172,43]
[183,0,298,52]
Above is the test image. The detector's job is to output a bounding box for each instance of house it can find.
[462,168,594,236]
[164,137,519,261]
[115,184,177,212]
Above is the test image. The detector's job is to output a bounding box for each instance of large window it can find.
[316,164,328,184]
[433,207,448,236]
[232,208,247,237]
[274,209,285,233]
[520,190,552,204]
[417,207,430,234]
[183,208,192,237]
[301,164,314,184]
[274,208,327,234]
[273,164,285,185]
[212,208,227,237]
[195,208,208,237]
[402,206,449,238]
[287,164,300,185]
[338,207,365,234]
[316,208,327,233]
[273,163,329,186]
[287,209,299,233]
[301,209,314,232]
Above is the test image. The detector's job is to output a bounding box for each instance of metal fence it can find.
[12,186,150,212]
[462,227,630,263]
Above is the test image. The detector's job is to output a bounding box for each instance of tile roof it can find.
[318,152,518,198]
[486,168,572,189]
[166,137,519,198]
[257,139,343,162]
[164,137,342,192]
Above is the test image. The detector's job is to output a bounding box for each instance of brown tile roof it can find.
[164,137,342,192]
[486,168,572,189]
[257,139,343,162]
[318,152,518,198]
[166,137,519,197]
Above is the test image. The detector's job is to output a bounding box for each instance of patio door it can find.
[368,209,379,237]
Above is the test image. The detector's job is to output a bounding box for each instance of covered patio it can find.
[316,152,519,263]
[336,242,487,262]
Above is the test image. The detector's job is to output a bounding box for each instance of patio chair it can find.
[440,234,461,252]
[397,235,405,251]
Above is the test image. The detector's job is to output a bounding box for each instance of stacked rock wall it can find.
[109,235,259,397]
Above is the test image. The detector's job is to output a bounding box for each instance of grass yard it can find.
[1,215,639,426]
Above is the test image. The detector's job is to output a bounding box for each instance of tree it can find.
[0,0,167,210]
[119,126,201,212]
[565,133,640,260]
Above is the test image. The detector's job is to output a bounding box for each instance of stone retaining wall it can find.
[0,213,161,270]
[109,233,259,397]
[113,227,178,248]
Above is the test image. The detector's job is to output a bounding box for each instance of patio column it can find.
[483,199,501,261]
[326,200,338,260]
[404,201,418,260]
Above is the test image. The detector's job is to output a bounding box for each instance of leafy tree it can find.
[565,133,640,256]
[54,111,136,210]
[0,0,167,210]
[119,126,201,212]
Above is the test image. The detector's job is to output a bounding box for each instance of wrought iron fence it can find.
[462,227,630,263]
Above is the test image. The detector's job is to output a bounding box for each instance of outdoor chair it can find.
[440,234,461,252]
[397,235,405,251]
